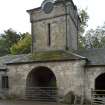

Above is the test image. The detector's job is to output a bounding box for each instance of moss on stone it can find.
[62,91,75,104]
[31,50,69,61]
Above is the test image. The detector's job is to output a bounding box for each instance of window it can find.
[48,23,51,46]
[2,76,9,89]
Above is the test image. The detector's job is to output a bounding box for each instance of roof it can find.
[1,48,105,68]
[0,54,31,70]
[75,48,105,66]
[0,50,86,68]
[27,0,75,13]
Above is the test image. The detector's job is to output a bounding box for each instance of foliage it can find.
[10,33,32,54]
[0,38,10,56]
[78,35,86,49]
[79,9,89,34]
[1,28,20,48]
[0,29,32,56]
[84,24,105,48]
[0,28,21,56]
[78,9,89,49]
[78,9,105,49]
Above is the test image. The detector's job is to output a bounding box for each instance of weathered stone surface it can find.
[28,0,79,51]
[84,66,105,100]
[7,60,86,100]
[1,0,105,103]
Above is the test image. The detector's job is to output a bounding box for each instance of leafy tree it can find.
[84,23,105,48]
[78,9,105,49]
[0,38,10,56]
[0,28,21,55]
[79,9,89,34]
[1,28,20,47]
[10,33,32,54]
[78,9,89,49]
[78,35,86,49]
[0,29,32,56]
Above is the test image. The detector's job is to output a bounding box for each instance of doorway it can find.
[26,66,57,101]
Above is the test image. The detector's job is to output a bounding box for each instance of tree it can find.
[1,28,20,47]
[0,38,10,56]
[78,9,89,49]
[84,23,105,48]
[0,29,32,56]
[0,28,21,56]
[78,9,105,49]
[10,33,32,54]
[78,35,86,49]
[79,9,89,34]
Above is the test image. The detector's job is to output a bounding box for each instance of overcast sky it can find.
[0,0,104,33]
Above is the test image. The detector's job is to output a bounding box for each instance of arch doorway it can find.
[95,73,105,90]
[95,73,105,96]
[26,66,57,101]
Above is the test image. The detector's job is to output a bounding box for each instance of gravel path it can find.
[0,100,67,105]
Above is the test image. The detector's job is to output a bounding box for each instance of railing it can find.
[25,87,58,101]
[91,89,105,105]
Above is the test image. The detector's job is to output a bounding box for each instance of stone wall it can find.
[29,1,79,51]
[32,16,66,51]
[0,71,8,98]
[7,60,86,99]
[84,66,105,100]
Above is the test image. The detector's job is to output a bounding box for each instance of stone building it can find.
[0,0,105,103]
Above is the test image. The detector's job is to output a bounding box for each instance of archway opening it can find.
[95,73,105,90]
[95,73,105,96]
[26,66,57,101]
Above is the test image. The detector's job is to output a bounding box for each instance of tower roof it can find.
[55,0,73,3]
[56,0,72,1]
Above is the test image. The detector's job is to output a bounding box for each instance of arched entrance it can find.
[26,66,57,101]
[95,73,105,90]
[94,73,105,96]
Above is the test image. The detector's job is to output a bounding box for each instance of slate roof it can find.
[0,54,31,70]
[75,48,105,66]
[0,50,86,70]
[1,48,105,69]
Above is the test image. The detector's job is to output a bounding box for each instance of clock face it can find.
[41,0,54,14]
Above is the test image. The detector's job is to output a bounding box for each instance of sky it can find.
[0,0,104,34]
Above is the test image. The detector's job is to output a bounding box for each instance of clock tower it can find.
[27,0,80,52]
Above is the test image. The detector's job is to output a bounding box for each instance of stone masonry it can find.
[0,0,105,103]
[7,60,86,99]
[27,0,80,51]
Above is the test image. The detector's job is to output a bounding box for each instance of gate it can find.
[91,89,105,105]
[25,87,58,101]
